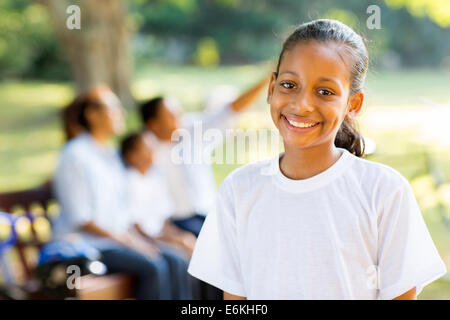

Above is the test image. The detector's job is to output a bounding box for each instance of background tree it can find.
[41,0,134,108]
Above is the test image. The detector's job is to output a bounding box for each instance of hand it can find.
[178,232,196,257]
[111,233,133,248]
[140,242,161,259]
[115,233,160,259]
[131,234,161,259]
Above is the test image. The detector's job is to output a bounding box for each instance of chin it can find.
[285,140,316,149]
[112,125,125,135]
[280,132,316,148]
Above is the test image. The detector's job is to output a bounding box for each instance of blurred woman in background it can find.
[61,96,84,141]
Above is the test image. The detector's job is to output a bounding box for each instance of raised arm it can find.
[230,76,270,113]
[80,221,130,247]
[185,76,270,138]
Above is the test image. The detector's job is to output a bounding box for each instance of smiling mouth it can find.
[282,115,320,131]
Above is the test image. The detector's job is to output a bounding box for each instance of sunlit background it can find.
[0,0,450,299]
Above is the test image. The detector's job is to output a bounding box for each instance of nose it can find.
[291,90,314,113]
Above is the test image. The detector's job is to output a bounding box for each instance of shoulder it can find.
[125,167,140,182]
[59,134,90,160]
[349,155,408,190]
[346,154,412,212]
[124,169,148,198]
[219,157,275,194]
[53,137,93,186]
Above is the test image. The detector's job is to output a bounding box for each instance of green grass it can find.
[364,69,450,107]
[1,64,450,299]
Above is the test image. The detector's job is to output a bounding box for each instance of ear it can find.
[145,119,157,133]
[124,151,138,168]
[84,106,99,126]
[346,90,364,121]
[267,72,277,104]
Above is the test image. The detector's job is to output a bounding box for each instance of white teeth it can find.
[287,119,318,128]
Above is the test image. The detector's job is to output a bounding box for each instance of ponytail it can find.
[335,118,365,157]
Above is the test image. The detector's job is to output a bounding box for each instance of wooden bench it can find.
[0,182,135,300]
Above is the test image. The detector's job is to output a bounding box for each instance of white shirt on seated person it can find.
[53,133,134,250]
[144,102,238,219]
[125,164,174,238]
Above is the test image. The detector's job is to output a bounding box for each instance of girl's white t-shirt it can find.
[188,147,447,299]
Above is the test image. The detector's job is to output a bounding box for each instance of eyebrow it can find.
[278,71,339,84]
[317,77,339,84]
[279,70,298,77]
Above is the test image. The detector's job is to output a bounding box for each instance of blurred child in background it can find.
[120,132,196,257]
[121,131,222,299]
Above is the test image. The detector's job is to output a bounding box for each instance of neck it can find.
[280,142,342,180]
[137,167,147,175]
[90,130,110,145]
[149,130,172,143]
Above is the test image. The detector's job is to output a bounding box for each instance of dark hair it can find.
[77,99,103,132]
[64,88,106,134]
[62,99,84,141]
[61,91,103,141]
[140,97,164,124]
[120,132,144,166]
[275,19,368,157]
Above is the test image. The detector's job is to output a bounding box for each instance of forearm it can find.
[393,287,417,300]
[157,221,196,256]
[80,221,113,238]
[157,223,188,246]
[230,77,269,113]
[134,223,159,246]
[79,222,125,246]
[223,292,247,300]
[157,232,186,247]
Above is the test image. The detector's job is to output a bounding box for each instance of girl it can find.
[187,19,447,300]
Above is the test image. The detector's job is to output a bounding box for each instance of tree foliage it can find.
[0,0,68,79]
[2,0,450,80]
[385,0,450,27]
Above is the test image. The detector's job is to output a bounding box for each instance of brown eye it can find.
[318,89,334,96]
[280,81,296,89]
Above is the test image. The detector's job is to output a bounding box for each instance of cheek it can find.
[269,92,286,123]
[319,103,346,133]
[103,113,113,129]
[269,104,282,130]
[143,152,153,165]
[162,116,173,130]
[107,111,121,129]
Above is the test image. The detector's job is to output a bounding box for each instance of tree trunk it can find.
[42,0,134,108]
